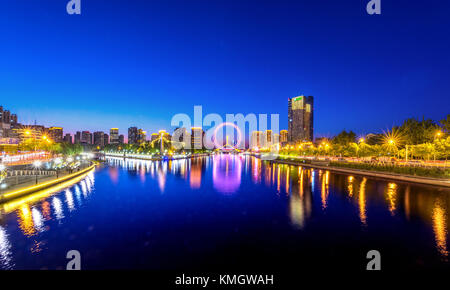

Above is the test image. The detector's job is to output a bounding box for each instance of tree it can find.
[332,130,356,146]
[440,114,450,133]
[397,117,440,145]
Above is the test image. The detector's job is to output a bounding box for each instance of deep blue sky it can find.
[1,0,449,137]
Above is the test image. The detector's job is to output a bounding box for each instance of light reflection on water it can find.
[0,170,95,268]
[0,155,448,269]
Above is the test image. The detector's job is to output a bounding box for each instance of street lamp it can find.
[359,138,365,143]
[33,160,42,184]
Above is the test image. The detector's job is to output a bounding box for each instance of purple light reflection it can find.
[212,154,242,194]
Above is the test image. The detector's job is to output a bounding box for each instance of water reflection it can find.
[0,226,13,269]
[213,155,242,194]
[0,155,448,269]
[289,167,312,229]
[190,159,203,189]
[1,169,95,241]
[359,178,368,227]
[386,183,398,216]
[432,200,449,259]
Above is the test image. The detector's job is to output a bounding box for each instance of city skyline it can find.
[2,1,449,137]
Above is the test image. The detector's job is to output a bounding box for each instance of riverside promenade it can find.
[267,158,450,188]
[0,162,96,203]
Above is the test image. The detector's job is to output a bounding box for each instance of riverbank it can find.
[0,163,96,203]
[265,158,450,188]
[102,152,211,161]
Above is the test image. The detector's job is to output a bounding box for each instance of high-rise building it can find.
[288,95,314,143]
[250,131,262,149]
[0,106,19,138]
[191,127,203,149]
[119,134,124,144]
[74,131,81,144]
[49,127,63,143]
[104,133,109,145]
[81,131,92,144]
[138,129,146,144]
[63,133,72,144]
[110,128,119,144]
[280,130,288,144]
[128,127,138,144]
[93,131,105,147]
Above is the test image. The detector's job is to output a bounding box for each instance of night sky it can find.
[1,0,449,137]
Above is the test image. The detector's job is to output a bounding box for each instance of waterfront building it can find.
[93,131,105,147]
[288,95,314,142]
[138,129,146,144]
[0,106,19,138]
[81,131,92,144]
[191,127,203,149]
[104,133,109,145]
[63,133,72,144]
[74,131,81,144]
[251,131,262,149]
[49,127,63,143]
[173,127,189,147]
[128,127,138,144]
[280,130,288,143]
[110,128,119,144]
[119,134,124,144]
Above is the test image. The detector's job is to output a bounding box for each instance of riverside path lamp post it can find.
[33,160,42,184]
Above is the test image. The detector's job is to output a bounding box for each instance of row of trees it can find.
[19,139,83,156]
[280,115,450,160]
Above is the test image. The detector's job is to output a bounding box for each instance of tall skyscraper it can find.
[128,127,138,144]
[93,131,105,147]
[288,95,314,143]
[110,128,119,144]
[104,133,109,145]
[119,134,124,144]
[74,131,81,144]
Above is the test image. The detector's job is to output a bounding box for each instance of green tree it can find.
[440,114,450,133]
[332,130,356,146]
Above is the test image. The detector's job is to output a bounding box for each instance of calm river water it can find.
[0,155,449,270]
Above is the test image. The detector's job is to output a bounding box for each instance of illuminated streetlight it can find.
[436,131,442,138]
[33,161,42,184]
[359,138,365,143]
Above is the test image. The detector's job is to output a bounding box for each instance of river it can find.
[0,154,449,270]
